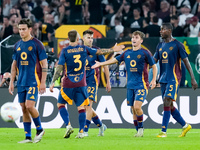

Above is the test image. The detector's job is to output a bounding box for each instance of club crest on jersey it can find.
[17,47,21,51]
[137,55,141,59]
[28,46,33,51]
[169,47,173,50]
[159,48,162,51]
[127,55,130,58]
[74,76,79,82]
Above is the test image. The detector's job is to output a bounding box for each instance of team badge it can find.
[169,47,173,50]
[137,55,141,59]
[28,46,33,51]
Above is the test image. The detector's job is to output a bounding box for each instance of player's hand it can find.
[39,82,46,94]
[191,78,198,90]
[149,80,156,90]
[8,82,14,95]
[91,61,101,69]
[106,82,111,93]
[112,43,125,52]
[49,83,54,93]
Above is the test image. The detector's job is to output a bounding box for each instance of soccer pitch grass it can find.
[0,128,200,150]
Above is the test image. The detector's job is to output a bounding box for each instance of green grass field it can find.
[0,128,200,150]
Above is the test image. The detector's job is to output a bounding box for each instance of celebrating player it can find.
[9,18,47,143]
[49,30,124,138]
[154,23,198,138]
[82,30,111,137]
[92,31,157,137]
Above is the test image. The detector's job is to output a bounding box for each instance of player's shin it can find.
[58,105,70,125]
[78,109,86,133]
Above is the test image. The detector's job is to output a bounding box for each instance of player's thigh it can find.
[58,87,74,105]
[74,86,89,107]
[163,83,179,101]
[127,89,135,106]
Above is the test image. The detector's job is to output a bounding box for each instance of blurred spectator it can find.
[12,24,19,35]
[102,3,115,27]
[169,0,191,11]
[68,0,88,24]
[188,16,200,37]
[191,0,200,15]
[32,22,42,40]
[170,15,184,37]
[114,17,124,39]
[183,17,191,36]
[0,72,11,87]
[87,0,103,24]
[3,0,12,16]
[121,1,132,28]
[146,16,160,37]
[122,27,132,38]
[130,0,142,13]
[178,5,193,27]
[27,0,35,11]
[9,14,18,26]
[54,4,69,28]
[41,14,54,47]
[170,2,177,17]
[18,2,29,18]
[109,0,123,13]
[142,2,150,18]
[149,11,162,26]
[24,9,36,23]
[142,17,149,34]
[145,0,157,11]
[31,0,44,21]
[157,0,170,22]
[128,7,144,32]
[0,16,13,40]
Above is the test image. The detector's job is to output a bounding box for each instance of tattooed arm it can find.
[49,65,63,92]
[96,43,124,55]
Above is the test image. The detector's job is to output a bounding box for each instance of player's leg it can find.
[74,86,89,139]
[58,88,74,138]
[84,99,93,136]
[18,90,32,143]
[25,87,44,143]
[131,106,138,132]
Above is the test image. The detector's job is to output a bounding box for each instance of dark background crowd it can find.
[1,0,200,46]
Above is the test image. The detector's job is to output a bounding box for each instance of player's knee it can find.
[163,97,172,107]
[134,105,141,113]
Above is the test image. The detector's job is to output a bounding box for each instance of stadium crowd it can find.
[0,0,200,43]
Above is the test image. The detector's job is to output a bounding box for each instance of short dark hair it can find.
[162,23,173,30]
[83,30,93,36]
[132,30,145,40]
[153,16,158,23]
[68,30,78,42]
[18,18,32,28]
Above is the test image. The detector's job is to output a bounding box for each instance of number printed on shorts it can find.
[75,0,82,5]
[88,86,95,94]
[137,89,145,96]
[73,54,82,71]
[169,85,173,91]
[28,87,36,94]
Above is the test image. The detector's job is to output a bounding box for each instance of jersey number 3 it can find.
[73,54,82,71]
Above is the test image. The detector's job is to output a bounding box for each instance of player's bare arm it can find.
[49,65,63,92]
[149,64,157,90]
[92,58,118,69]
[182,58,198,90]
[96,43,125,55]
[9,60,17,95]
[40,59,48,94]
[103,65,111,93]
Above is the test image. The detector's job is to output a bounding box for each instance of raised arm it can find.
[49,65,63,92]
[182,58,198,90]
[9,61,17,95]
[92,58,118,69]
[40,59,48,94]
[96,43,124,55]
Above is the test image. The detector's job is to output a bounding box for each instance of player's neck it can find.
[164,36,173,43]
[132,45,141,51]
[84,44,92,47]
[70,42,78,46]
[22,35,32,42]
